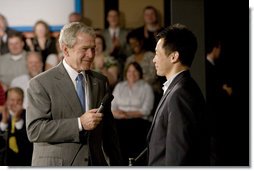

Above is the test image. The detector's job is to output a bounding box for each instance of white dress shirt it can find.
[0,110,24,131]
[63,59,89,131]
[162,70,187,94]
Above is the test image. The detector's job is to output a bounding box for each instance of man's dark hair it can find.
[156,23,197,67]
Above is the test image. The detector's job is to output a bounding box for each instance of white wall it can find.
[0,0,76,31]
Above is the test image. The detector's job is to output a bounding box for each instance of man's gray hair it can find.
[59,22,95,49]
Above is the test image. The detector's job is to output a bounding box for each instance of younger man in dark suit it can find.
[147,23,209,166]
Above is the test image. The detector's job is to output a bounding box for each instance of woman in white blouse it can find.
[111,62,154,165]
[112,62,154,120]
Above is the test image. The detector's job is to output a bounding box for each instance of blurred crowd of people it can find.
[0,6,165,166]
[0,4,240,166]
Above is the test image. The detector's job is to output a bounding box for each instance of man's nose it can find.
[86,48,94,58]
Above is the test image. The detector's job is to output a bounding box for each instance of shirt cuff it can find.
[0,122,8,131]
[15,119,24,130]
[78,117,83,131]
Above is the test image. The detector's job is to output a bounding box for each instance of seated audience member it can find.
[0,14,16,55]
[132,6,163,52]
[25,20,57,70]
[91,34,119,90]
[10,52,43,108]
[111,62,154,165]
[0,31,28,88]
[125,30,163,117]
[0,87,33,166]
[125,30,158,91]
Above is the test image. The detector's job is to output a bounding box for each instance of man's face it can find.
[27,53,43,77]
[65,32,95,72]
[6,91,23,113]
[153,38,172,77]
[107,10,119,27]
[143,9,157,25]
[8,37,24,55]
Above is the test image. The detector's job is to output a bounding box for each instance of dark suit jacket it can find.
[147,70,209,166]
[26,62,122,166]
[0,109,33,166]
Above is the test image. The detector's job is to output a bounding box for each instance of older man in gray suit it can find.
[26,22,122,166]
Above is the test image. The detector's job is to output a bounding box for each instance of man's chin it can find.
[156,71,163,77]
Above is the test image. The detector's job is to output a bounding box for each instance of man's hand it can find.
[80,109,103,130]
[0,105,9,123]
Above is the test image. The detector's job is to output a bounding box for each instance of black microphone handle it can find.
[96,105,104,113]
[96,93,114,113]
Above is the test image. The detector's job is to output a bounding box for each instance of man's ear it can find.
[62,44,69,57]
[170,51,179,63]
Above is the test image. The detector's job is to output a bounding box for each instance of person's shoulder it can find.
[11,74,30,85]
[139,79,152,87]
[31,64,59,82]
[102,29,109,35]
[114,81,127,89]
[0,53,11,60]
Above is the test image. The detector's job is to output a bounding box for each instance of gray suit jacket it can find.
[147,70,209,166]
[26,62,122,166]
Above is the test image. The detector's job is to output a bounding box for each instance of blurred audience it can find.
[0,14,17,56]
[0,82,5,106]
[111,62,154,165]
[45,37,63,70]
[25,20,57,70]
[0,31,28,89]
[68,12,92,26]
[125,30,164,118]
[0,87,33,166]
[10,52,43,109]
[132,6,163,52]
[91,34,119,90]
[102,9,131,78]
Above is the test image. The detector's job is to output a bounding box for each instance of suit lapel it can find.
[85,70,99,109]
[54,62,83,117]
[147,70,190,140]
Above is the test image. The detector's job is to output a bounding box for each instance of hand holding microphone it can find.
[80,93,114,130]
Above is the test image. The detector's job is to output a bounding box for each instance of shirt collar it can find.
[207,56,215,65]
[63,59,84,86]
[11,53,23,61]
[109,27,120,37]
[162,70,186,94]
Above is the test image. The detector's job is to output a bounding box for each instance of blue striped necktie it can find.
[76,73,86,111]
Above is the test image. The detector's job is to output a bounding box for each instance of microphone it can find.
[96,93,114,113]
